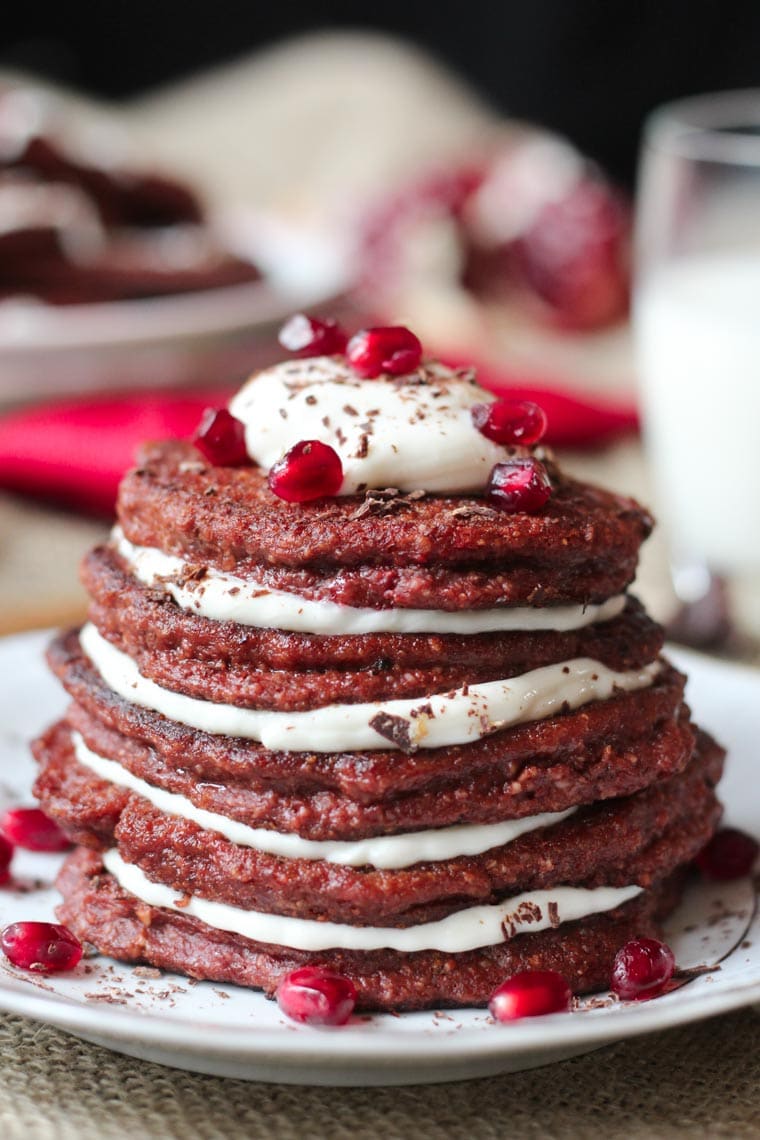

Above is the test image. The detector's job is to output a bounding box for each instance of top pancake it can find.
[116,441,653,607]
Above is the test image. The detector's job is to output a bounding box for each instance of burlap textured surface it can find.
[0,1008,757,1139]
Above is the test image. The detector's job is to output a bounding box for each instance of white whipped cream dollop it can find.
[103,849,642,953]
[228,357,516,494]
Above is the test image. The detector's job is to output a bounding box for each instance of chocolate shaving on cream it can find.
[369,712,416,752]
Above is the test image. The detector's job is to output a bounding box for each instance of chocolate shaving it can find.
[674,963,722,980]
[501,900,543,940]
[450,504,499,520]
[548,901,560,928]
[369,712,416,752]
[349,486,426,519]
[392,371,426,387]
[175,564,208,588]
[354,433,370,459]
[575,994,620,1011]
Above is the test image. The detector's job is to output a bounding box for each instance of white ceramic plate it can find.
[0,216,350,404]
[0,630,757,1086]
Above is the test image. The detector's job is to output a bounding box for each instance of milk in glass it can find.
[636,253,760,574]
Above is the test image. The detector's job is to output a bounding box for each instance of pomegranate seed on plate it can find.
[489,969,572,1020]
[0,833,12,885]
[1,807,70,852]
[471,399,548,445]
[268,440,343,503]
[278,313,348,357]
[346,326,422,378]
[486,457,552,512]
[610,937,675,1001]
[695,827,759,881]
[193,408,250,467]
[1,921,83,973]
[276,965,356,1026]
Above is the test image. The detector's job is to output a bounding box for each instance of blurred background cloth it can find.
[5,0,760,186]
[0,10,757,636]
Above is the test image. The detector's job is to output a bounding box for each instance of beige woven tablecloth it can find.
[0,1007,758,1139]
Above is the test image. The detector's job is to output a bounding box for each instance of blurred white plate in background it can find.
[0,214,351,406]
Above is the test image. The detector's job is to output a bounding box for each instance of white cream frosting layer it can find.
[228,357,517,495]
[71,732,575,869]
[102,849,642,953]
[79,622,660,754]
[114,529,626,636]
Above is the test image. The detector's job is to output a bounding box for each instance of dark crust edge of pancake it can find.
[85,543,664,676]
[118,439,653,574]
[83,552,665,710]
[56,847,687,1011]
[36,726,723,926]
[41,655,698,840]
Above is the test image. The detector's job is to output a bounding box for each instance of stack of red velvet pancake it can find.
[32,356,723,1010]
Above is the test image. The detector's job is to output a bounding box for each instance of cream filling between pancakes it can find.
[103,849,643,953]
[71,731,575,868]
[113,528,627,635]
[79,622,661,753]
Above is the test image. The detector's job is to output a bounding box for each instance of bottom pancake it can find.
[56,847,687,1011]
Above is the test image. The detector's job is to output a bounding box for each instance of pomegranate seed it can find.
[268,440,343,503]
[695,827,759,881]
[278,313,348,357]
[471,399,548,445]
[276,965,356,1026]
[1,807,70,852]
[514,178,630,330]
[193,408,249,467]
[1,921,83,973]
[611,937,676,1001]
[486,457,552,512]
[0,832,12,885]
[346,326,422,378]
[489,970,572,1021]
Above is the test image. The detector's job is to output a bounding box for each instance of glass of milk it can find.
[635,90,760,647]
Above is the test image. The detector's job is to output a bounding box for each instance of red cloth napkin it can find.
[0,373,637,517]
[0,390,227,516]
